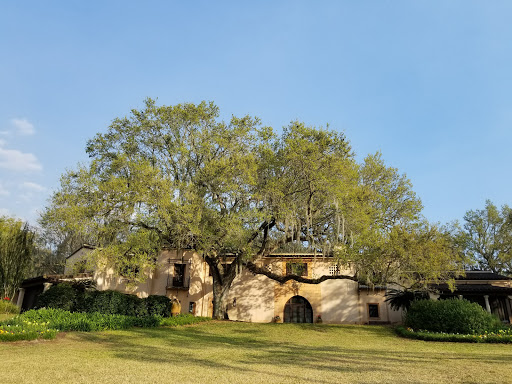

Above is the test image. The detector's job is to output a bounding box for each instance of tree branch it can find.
[244,261,358,284]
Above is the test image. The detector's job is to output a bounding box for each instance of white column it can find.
[483,295,491,313]
[16,288,25,309]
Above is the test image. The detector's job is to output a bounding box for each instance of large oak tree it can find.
[42,99,463,318]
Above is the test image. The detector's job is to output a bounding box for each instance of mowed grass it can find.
[2,322,512,384]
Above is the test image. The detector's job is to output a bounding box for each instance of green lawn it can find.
[2,322,511,384]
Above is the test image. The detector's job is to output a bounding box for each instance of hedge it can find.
[36,284,172,318]
[1,309,211,342]
[405,298,502,335]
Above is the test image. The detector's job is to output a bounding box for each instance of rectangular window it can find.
[189,301,196,314]
[368,303,379,319]
[286,262,308,277]
[173,264,186,287]
[329,265,340,276]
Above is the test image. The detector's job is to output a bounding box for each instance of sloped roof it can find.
[455,271,511,281]
[66,244,96,259]
[434,283,512,295]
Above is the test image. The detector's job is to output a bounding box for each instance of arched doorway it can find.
[283,295,313,323]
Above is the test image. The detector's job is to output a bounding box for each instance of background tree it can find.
[457,200,512,274]
[0,216,35,299]
[42,99,464,319]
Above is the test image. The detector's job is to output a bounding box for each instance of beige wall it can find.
[64,248,401,324]
[358,289,402,324]
[64,247,94,275]
[228,270,275,322]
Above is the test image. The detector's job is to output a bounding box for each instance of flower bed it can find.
[396,326,512,343]
[0,320,58,342]
[0,309,211,342]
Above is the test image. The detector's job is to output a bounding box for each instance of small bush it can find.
[145,295,172,317]
[0,298,20,314]
[405,299,502,335]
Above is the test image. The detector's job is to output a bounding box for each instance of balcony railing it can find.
[166,276,190,290]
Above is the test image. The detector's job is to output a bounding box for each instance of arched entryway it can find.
[283,295,313,323]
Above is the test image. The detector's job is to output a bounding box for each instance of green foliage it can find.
[146,295,172,317]
[0,298,19,314]
[16,308,159,332]
[41,99,464,319]
[0,216,35,299]
[396,326,512,343]
[35,283,77,311]
[405,298,502,335]
[159,314,212,327]
[0,317,57,342]
[385,289,430,311]
[457,200,512,274]
[35,283,172,318]
[0,308,211,342]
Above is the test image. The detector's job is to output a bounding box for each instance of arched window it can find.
[283,295,313,323]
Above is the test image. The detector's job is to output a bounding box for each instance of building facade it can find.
[62,246,403,324]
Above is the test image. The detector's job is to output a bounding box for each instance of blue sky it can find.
[1,1,511,226]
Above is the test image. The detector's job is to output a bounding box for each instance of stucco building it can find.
[18,245,512,324]
[59,246,402,324]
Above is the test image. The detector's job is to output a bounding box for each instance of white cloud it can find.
[0,141,42,172]
[11,118,35,136]
[0,207,11,217]
[22,181,46,192]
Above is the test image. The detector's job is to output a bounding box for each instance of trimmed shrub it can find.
[35,283,76,311]
[34,284,173,318]
[405,298,502,335]
[146,295,172,317]
[0,298,20,314]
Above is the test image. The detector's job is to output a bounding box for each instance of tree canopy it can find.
[0,216,35,299]
[457,200,512,275]
[42,99,464,318]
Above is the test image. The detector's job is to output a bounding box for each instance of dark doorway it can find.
[283,295,313,323]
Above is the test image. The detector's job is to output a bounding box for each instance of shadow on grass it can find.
[73,322,512,383]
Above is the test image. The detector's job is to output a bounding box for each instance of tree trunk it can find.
[212,279,230,320]
[205,254,238,320]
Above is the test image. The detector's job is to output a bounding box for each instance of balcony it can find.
[166,276,190,290]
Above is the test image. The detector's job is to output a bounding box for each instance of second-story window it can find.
[173,264,186,287]
[286,262,308,277]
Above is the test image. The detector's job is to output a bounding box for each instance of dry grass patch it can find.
[2,322,512,384]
